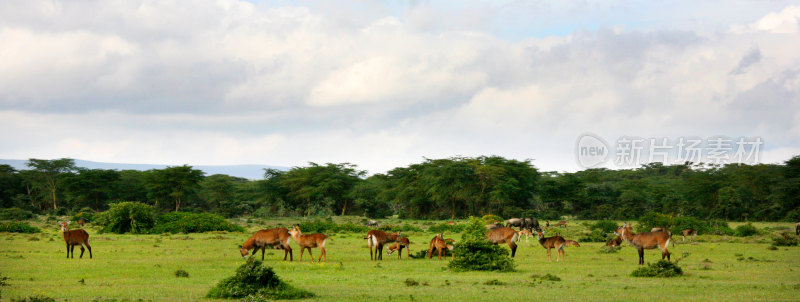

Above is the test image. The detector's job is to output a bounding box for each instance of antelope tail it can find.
[512,232,520,243]
[565,240,580,247]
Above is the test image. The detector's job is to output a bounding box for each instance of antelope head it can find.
[58,221,71,232]
[238,245,249,258]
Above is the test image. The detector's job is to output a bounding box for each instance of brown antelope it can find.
[427,234,455,260]
[615,223,672,265]
[553,220,568,228]
[386,237,411,259]
[365,230,401,260]
[518,229,534,242]
[239,228,293,261]
[288,224,328,262]
[535,230,578,262]
[606,236,623,247]
[486,227,519,257]
[58,221,92,259]
[446,221,455,225]
[682,228,698,241]
[76,218,86,227]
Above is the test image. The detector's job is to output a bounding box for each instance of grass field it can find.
[1,219,799,301]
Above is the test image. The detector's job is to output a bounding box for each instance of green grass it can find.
[1,220,799,301]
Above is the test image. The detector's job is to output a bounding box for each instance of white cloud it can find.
[731,5,800,34]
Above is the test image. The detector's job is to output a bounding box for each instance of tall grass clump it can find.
[631,260,683,278]
[0,222,40,233]
[206,259,313,300]
[448,217,515,272]
[734,223,760,237]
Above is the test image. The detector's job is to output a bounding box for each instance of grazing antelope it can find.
[364,230,401,260]
[386,237,411,259]
[506,217,539,231]
[239,228,293,261]
[606,236,623,247]
[486,227,520,257]
[682,228,698,241]
[553,220,568,228]
[535,230,578,262]
[615,223,672,265]
[59,221,92,259]
[288,224,328,262]
[427,234,455,260]
[518,229,534,242]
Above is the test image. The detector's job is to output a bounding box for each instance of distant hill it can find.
[0,159,288,180]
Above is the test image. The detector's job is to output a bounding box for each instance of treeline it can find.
[0,155,799,221]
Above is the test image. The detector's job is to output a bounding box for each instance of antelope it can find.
[545,220,550,228]
[506,217,540,231]
[518,229,534,242]
[446,221,455,226]
[535,230,578,262]
[364,230,401,260]
[682,228,698,241]
[606,236,623,247]
[553,220,567,228]
[59,221,92,259]
[288,224,328,262]
[76,218,86,227]
[486,227,519,257]
[615,223,672,265]
[485,223,503,230]
[651,227,665,232]
[239,228,293,261]
[427,234,455,260]
[366,220,379,227]
[386,237,411,259]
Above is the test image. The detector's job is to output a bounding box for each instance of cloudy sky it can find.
[1,0,799,174]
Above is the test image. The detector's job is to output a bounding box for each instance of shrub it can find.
[530,273,561,281]
[590,220,619,234]
[206,259,313,300]
[636,212,672,232]
[150,212,244,234]
[481,215,503,224]
[428,223,466,234]
[631,260,683,278]
[448,217,515,272]
[734,223,760,237]
[94,202,156,234]
[0,207,35,221]
[706,219,734,235]
[0,222,40,233]
[71,209,94,223]
[772,232,799,247]
[175,269,189,278]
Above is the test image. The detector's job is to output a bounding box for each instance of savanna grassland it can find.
[1,218,799,301]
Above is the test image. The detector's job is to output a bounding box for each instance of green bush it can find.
[772,232,798,246]
[631,260,683,278]
[428,223,466,234]
[150,212,244,234]
[71,208,94,223]
[379,224,423,232]
[590,220,619,234]
[734,223,760,237]
[636,212,733,235]
[579,228,612,242]
[448,217,515,272]
[0,222,41,233]
[0,207,35,221]
[206,259,313,300]
[636,212,672,232]
[671,216,707,234]
[706,219,734,235]
[94,202,156,234]
[481,215,503,224]
[299,218,369,234]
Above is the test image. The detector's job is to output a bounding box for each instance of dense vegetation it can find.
[1,155,799,221]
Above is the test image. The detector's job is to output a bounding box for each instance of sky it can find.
[1,0,799,174]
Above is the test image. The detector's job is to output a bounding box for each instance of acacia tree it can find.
[62,169,121,211]
[145,165,205,212]
[280,163,364,216]
[25,158,77,210]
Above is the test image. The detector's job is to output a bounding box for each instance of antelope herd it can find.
[57,216,792,268]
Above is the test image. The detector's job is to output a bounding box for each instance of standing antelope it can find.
[59,221,92,259]
[288,224,328,262]
[553,220,568,228]
[76,218,86,227]
[535,230,578,262]
[386,237,411,259]
[615,223,672,265]
[365,230,401,260]
[427,234,455,260]
[518,229,534,242]
[682,228,698,241]
[486,227,519,257]
[239,228,293,261]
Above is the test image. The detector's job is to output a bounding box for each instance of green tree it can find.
[25,158,77,210]
[145,165,205,212]
[62,169,121,211]
[280,163,364,216]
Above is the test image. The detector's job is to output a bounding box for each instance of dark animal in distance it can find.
[365,230,401,260]
[615,223,672,265]
[506,217,540,231]
[486,227,520,257]
[59,221,92,259]
[288,224,328,262]
[239,228,293,261]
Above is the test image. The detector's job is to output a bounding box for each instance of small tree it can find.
[448,217,515,272]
